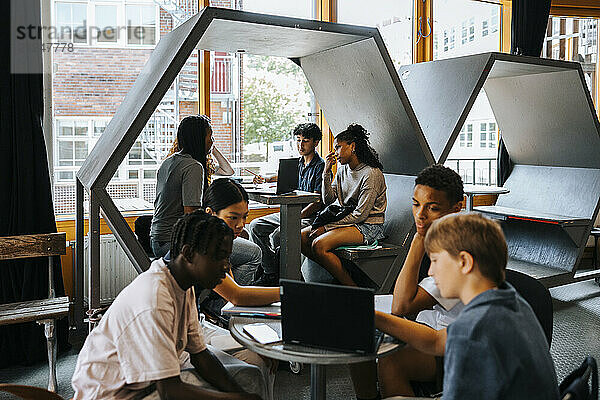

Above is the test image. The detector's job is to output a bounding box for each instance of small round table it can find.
[229,317,402,400]
[463,184,510,212]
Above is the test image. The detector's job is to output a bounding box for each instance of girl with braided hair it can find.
[301,123,387,286]
[73,210,264,399]
[151,115,234,258]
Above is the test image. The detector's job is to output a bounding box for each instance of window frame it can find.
[54,1,89,45]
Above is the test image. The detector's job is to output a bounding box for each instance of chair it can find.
[134,215,154,257]
[505,269,553,347]
[560,356,598,400]
[0,384,65,400]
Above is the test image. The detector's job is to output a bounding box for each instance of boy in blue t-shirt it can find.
[376,212,560,399]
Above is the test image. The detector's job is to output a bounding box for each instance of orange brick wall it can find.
[53,48,153,117]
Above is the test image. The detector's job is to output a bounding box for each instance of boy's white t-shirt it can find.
[72,258,206,399]
[416,276,465,330]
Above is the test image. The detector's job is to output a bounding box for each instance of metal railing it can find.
[139,105,178,163]
[445,158,497,185]
[211,55,233,94]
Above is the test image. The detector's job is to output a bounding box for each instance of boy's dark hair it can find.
[170,209,233,260]
[424,212,507,285]
[415,164,464,205]
[293,122,322,142]
[335,123,383,170]
[203,178,249,213]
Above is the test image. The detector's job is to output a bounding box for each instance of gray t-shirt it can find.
[151,153,204,243]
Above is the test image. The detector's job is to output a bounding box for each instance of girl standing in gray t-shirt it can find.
[150,115,233,257]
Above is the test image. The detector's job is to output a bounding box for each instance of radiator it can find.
[84,234,139,304]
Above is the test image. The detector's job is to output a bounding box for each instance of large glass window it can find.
[435,0,502,185]
[433,0,500,60]
[206,0,316,179]
[51,2,199,215]
[542,16,599,108]
[338,0,413,69]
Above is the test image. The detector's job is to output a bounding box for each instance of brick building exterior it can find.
[52,0,239,214]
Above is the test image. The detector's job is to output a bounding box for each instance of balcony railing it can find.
[445,158,497,186]
[211,55,233,94]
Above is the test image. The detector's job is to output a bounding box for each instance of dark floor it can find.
[1,279,599,400]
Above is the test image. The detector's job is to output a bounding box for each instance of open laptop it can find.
[280,279,381,354]
[247,158,299,195]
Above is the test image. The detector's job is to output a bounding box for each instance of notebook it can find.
[246,158,299,195]
[280,280,380,354]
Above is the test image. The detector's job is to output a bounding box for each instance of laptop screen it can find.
[280,280,376,354]
[276,158,299,194]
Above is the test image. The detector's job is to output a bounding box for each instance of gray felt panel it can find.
[197,19,367,58]
[497,164,600,221]
[397,53,492,163]
[485,69,600,169]
[301,38,429,175]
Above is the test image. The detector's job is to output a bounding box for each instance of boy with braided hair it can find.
[72,210,263,400]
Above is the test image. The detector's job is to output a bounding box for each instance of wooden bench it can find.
[0,233,69,393]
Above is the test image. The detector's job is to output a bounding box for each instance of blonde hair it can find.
[424,212,507,285]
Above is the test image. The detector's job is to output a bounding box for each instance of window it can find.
[444,30,449,52]
[95,5,118,43]
[338,0,413,68]
[491,7,499,33]
[543,17,599,108]
[126,5,156,45]
[466,124,473,147]
[469,17,475,42]
[50,3,193,215]
[56,120,89,171]
[434,0,500,59]
[480,122,487,147]
[240,0,313,19]
[436,1,502,186]
[459,124,473,147]
[205,0,316,179]
[93,120,108,137]
[55,2,87,43]
[489,122,496,148]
